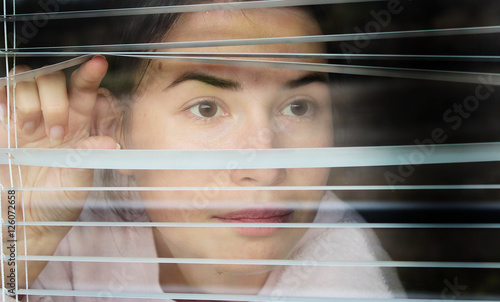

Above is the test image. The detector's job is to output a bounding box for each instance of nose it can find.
[230,167,285,187]
[229,115,285,186]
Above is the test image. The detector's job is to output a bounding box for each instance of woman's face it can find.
[120,7,333,287]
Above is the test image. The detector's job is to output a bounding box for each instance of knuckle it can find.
[15,79,37,92]
[36,70,66,83]
[9,65,32,75]
[14,65,32,73]
[71,70,99,91]
[16,103,41,117]
[41,102,69,114]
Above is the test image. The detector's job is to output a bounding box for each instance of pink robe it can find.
[11,191,404,301]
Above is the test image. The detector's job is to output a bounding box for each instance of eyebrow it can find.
[165,71,329,91]
[165,72,242,91]
[283,72,329,89]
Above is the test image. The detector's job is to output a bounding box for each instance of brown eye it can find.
[283,100,311,117]
[190,100,221,118]
[198,102,217,117]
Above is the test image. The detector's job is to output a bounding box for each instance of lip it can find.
[213,209,294,237]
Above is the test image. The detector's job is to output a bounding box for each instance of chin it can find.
[213,231,305,270]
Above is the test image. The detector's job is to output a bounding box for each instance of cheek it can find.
[292,168,331,186]
[135,170,221,221]
[135,170,200,202]
[316,113,334,148]
[146,208,198,223]
[135,169,224,188]
[141,189,206,223]
[281,118,334,149]
[124,97,176,149]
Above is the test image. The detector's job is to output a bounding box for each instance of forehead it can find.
[165,8,324,54]
[139,8,327,90]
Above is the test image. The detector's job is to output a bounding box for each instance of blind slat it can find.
[14,289,500,302]
[2,54,499,87]
[13,25,500,52]
[10,222,500,229]
[1,142,500,169]
[6,185,500,192]
[14,256,500,269]
[0,0,385,22]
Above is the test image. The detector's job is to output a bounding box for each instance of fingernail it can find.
[116,142,121,150]
[49,125,65,143]
[92,54,106,61]
[23,121,36,134]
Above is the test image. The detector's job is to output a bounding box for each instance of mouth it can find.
[213,209,294,236]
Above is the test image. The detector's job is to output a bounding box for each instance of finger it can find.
[36,70,69,143]
[12,65,42,135]
[68,55,108,122]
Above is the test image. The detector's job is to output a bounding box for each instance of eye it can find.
[281,99,313,117]
[189,100,222,118]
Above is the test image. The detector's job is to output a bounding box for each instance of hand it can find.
[0,56,117,286]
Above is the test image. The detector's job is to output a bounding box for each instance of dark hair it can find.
[102,0,188,107]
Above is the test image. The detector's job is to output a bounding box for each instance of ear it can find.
[91,88,119,138]
[91,88,133,176]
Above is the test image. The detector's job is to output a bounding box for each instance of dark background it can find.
[2,0,500,299]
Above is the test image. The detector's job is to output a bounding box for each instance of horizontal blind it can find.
[2,0,500,301]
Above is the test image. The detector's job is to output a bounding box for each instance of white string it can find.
[10,0,29,299]
[1,0,12,299]
[1,0,7,297]
[9,1,26,299]
[10,0,21,297]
